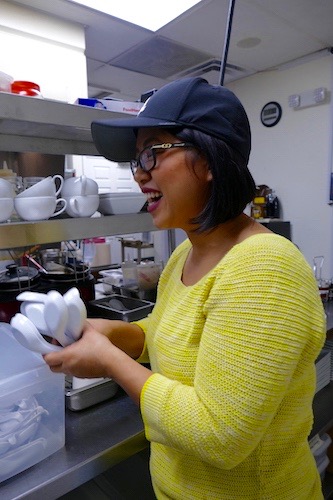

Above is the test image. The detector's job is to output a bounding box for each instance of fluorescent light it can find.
[68,0,201,31]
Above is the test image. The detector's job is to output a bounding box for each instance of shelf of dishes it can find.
[0,213,157,250]
[0,92,128,155]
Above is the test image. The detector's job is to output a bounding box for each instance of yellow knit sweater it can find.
[135,234,326,499]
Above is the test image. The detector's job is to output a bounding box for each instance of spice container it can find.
[251,196,266,219]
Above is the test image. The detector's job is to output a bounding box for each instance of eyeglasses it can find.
[130,142,193,176]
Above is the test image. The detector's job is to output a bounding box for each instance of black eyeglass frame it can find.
[130,142,193,176]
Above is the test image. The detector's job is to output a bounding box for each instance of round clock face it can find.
[260,102,282,127]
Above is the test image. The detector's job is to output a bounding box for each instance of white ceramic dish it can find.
[98,192,146,215]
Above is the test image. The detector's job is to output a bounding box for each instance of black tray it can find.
[88,294,154,321]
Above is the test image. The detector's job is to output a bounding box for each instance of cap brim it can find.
[91,117,179,162]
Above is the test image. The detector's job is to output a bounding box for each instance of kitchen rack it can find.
[0,214,155,250]
[0,91,126,155]
[0,92,157,250]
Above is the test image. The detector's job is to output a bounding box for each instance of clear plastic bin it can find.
[0,323,65,483]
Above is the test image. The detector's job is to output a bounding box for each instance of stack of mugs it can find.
[0,174,100,223]
[14,175,67,221]
[61,175,99,217]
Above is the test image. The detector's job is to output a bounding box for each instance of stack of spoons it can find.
[9,287,87,355]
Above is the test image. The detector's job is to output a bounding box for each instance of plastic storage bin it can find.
[0,323,65,483]
[310,432,332,481]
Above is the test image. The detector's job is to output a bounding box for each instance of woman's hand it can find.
[44,321,117,379]
[43,320,152,406]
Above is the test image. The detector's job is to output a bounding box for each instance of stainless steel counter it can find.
[0,392,147,500]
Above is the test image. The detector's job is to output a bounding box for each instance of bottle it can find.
[266,191,280,218]
[251,196,266,219]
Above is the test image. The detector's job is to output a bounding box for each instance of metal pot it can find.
[37,263,95,305]
[0,264,40,322]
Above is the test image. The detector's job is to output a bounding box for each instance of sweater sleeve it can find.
[132,317,150,364]
[140,236,326,469]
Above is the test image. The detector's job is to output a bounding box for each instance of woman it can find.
[44,77,326,499]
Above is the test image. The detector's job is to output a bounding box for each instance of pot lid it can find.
[0,264,40,291]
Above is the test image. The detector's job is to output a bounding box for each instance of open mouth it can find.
[146,191,163,205]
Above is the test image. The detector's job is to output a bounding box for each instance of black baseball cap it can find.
[91,77,251,164]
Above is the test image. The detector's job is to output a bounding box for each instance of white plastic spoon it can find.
[10,313,62,355]
[43,290,70,347]
[63,287,87,341]
[20,302,48,335]
[16,291,48,303]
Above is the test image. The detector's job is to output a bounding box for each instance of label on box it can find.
[75,98,143,115]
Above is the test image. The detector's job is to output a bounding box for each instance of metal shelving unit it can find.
[0,213,155,250]
[0,93,156,250]
[0,92,126,155]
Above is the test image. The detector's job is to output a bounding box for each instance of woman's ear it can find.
[207,169,213,182]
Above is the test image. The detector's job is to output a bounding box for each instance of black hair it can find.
[175,128,256,233]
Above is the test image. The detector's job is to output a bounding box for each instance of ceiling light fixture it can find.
[67,0,201,31]
[236,37,261,49]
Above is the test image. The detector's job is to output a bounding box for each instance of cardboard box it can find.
[0,324,65,483]
[75,98,143,115]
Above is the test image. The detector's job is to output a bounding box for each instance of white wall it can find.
[0,1,87,102]
[228,55,333,279]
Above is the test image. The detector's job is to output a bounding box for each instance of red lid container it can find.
[11,80,41,97]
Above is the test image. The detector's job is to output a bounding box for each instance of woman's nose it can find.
[133,167,151,184]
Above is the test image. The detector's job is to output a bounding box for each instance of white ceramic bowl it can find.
[98,193,146,215]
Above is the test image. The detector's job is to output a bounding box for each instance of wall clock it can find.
[260,102,282,127]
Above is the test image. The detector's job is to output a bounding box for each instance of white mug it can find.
[17,175,64,198]
[0,198,14,222]
[0,178,15,198]
[62,175,98,198]
[64,194,99,217]
[14,195,67,221]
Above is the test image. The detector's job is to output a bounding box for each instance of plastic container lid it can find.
[11,80,41,97]
[0,71,14,92]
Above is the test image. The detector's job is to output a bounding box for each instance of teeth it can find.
[146,192,162,203]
